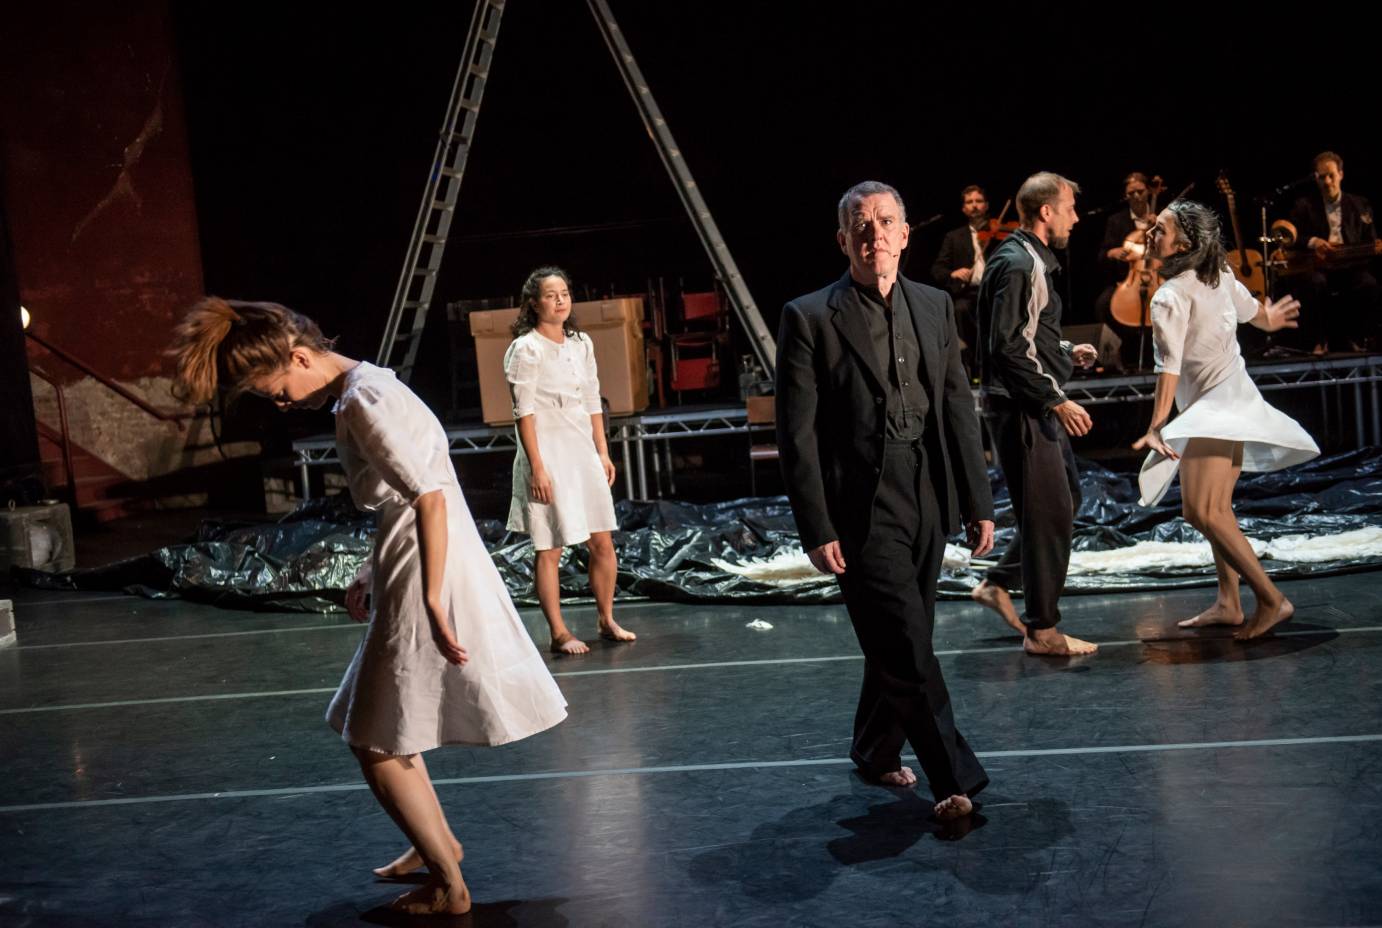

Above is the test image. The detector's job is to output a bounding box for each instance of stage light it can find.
[20,305,30,329]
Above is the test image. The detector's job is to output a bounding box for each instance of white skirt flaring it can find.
[1137,367,1319,507]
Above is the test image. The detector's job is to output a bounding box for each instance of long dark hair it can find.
[1159,199,1229,286]
[511,266,581,338]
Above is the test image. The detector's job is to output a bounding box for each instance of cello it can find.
[1109,175,1165,329]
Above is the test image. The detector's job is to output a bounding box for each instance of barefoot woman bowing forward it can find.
[169,299,567,915]
[504,267,636,655]
[1134,200,1319,639]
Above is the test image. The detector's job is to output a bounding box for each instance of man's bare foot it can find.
[1234,597,1294,641]
[1177,603,1245,628]
[598,618,637,642]
[875,766,918,787]
[372,840,463,879]
[550,632,589,655]
[933,793,973,821]
[1023,628,1098,656]
[971,580,1024,635]
[389,878,472,916]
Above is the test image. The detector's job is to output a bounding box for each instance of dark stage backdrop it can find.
[172,2,1378,412]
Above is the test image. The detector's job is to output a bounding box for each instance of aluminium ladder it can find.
[377,0,776,382]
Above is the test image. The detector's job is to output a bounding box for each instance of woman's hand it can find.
[1132,426,1179,459]
[426,598,468,665]
[1261,295,1302,332]
[600,453,616,487]
[345,561,373,622]
[529,465,554,504]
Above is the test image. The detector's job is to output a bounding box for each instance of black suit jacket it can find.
[775,272,994,551]
[1289,191,1376,247]
[1098,210,1142,283]
[931,225,979,295]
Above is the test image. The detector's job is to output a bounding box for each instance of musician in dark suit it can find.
[1288,151,1379,353]
[1094,173,1155,364]
[930,185,991,376]
[776,180,995,822]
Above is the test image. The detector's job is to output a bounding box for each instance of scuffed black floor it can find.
[2,575,1380,927]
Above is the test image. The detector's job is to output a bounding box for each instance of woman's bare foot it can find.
[598,617,637,642]
[1234,597,1294,640]
[1024,627,1098,656]
[389,877,472,915]
[1177,603,1245,628]
[933,793,973,821]
[372,840,463,879]
[971,580,1024,635]
[876,766,918,788]
[550,632,589,655]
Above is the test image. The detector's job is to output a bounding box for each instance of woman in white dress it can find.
[1133,200,1319,639]
[504,267,636,654]
[169,297,567,916]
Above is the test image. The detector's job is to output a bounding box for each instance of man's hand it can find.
[950,267,973,283]
[1070,343,1098,369]
[1308,237,1336,260]
[965,520,995,557]
[808,540,847,575]
[1261,294,1302,332]
[1052,399,1093,436]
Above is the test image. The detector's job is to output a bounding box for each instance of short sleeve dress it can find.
[325,362,568,755]
[1137,270,1320,506]
[503,330,618,550]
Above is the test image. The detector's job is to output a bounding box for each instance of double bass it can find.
[1109,176,1165,328]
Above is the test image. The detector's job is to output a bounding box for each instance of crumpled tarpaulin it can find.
[16,449,1382,611]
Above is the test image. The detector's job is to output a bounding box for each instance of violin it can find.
[975,199,1019,247]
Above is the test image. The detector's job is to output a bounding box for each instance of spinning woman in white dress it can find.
[170,298,567,916]
[1133,201,1319,639]
[504,267,636,654]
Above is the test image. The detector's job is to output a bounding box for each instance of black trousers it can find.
[953,289,978,380]
[1296,268,1380,349]
[838,440,988,802]
[983,395,1082,630]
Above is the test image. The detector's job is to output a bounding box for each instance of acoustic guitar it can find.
[1216,172,1266,298]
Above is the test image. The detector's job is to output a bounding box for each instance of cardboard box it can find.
[468,298,649,426]
[0,502,75,573]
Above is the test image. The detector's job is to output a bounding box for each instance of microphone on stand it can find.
[1269,174,1315,197]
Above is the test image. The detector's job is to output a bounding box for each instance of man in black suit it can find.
[931,185,991,377]
[776,180,995,821]
[1288,151,1379,353]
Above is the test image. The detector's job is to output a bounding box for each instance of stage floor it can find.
[3,575,1381,926]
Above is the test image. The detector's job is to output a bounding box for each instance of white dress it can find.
[325,362,567,754]
[504,330,618,550]
[1137,270,1320,506]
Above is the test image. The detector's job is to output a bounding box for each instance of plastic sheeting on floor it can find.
[16,449,1382,611]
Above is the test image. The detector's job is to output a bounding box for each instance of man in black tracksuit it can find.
[972,172,1100,657]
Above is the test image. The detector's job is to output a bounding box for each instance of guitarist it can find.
[1288,151,1379,353]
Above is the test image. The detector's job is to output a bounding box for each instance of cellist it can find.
[1095,172,1158,364]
